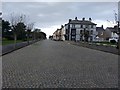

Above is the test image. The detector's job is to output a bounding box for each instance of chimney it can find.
[61,25,64,28]
[75,17,77,20]
[69,19,72,23]
[101,25,103,28]
[82,17,85,21]
[89,18,92,21]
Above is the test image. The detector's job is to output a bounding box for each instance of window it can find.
[81,25,83,28]
[91,25,93,28]
[72,24,75,28]
[80,30,82,34]
[86,25,88,28]
[84,29,86,33]
[72,32,75,35]
[75,25,80,28]
[72,36,75,38]
[91,30,93,34]
[71,29,76,35]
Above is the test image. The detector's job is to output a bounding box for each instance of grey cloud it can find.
[2,0,120,2]
[2,2,118,29]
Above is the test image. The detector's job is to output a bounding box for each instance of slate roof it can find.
[69,20,97,25]
[106,27,117,32]
[96,27,105,31]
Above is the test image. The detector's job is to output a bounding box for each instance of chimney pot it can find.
[82,17,85,21]
[101,25,103,28]
[69,19,72,23]
[75,17,77,20]
[61,25,64,28]
[89,18,92,21]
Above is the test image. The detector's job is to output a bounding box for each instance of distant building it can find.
[96,25,105,41]
[60,25,65,41]
[53,25,66,41]
[104,27,119,40]
[53,29,61,41]
[64,17,97,42]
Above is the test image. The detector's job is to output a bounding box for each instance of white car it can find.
[109,37,118,43]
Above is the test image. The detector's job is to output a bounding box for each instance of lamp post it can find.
[118,21,120,55]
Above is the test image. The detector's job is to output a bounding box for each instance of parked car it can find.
[109,37,118,43]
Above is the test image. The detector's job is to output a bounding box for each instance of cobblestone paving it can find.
[2,40,118,88]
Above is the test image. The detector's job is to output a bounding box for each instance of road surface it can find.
[2,40,118,88]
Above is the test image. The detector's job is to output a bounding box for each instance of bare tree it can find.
[26,22,34,44]
[9,13,27,48]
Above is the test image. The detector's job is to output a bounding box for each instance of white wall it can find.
[76,29,80,34]
[67,23,97,41]
[76,35,80,41]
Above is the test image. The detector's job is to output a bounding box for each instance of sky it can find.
[2,2,119,38]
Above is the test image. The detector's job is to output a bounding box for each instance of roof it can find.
[69,20,97,25]
[96,27,104,31]
[106,27,117,32]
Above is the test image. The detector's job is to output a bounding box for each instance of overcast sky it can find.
[2,2,118,38]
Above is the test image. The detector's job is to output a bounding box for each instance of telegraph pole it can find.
[118,1,120,55]
[117,22,120,54]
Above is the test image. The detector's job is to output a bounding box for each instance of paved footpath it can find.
[2,40,118,88]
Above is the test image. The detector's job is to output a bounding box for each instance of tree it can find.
[84,30,89,42]
[15,22,26,40]
[26,23,34,44]
[33,28,41,40]
[9,13,27,48]
[33,28,46,40]
[49,35,53,39]
[2,20,12,39]
[39,32,47,39]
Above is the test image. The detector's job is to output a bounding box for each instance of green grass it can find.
[2,40,23,46]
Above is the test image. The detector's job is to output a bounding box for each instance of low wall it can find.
[68,41,119,55]
[2,40,39,55]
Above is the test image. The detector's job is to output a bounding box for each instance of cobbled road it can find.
[2,40,118,88]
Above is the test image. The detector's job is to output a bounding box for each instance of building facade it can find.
[60,25,65,41]
[64,17,97,42]
[96,25,105,41]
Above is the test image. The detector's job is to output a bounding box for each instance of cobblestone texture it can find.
[2,40,118,88]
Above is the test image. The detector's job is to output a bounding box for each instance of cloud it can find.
[2,2,118,37]
[40,25,61,38]
[2,0,120,2]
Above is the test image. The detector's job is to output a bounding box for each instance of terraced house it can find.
[53,29,61,41]
[65,17,97,42]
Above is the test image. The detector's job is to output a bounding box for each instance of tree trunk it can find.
[14,33,17,49]
[27,31,30,45]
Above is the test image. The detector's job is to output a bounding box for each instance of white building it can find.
[53,29,61,41]
[64,17,97,42]
[60,25,65,41]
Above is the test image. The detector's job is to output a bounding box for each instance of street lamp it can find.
[118,21,120,55]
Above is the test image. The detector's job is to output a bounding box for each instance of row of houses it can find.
[53,17,119,42]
